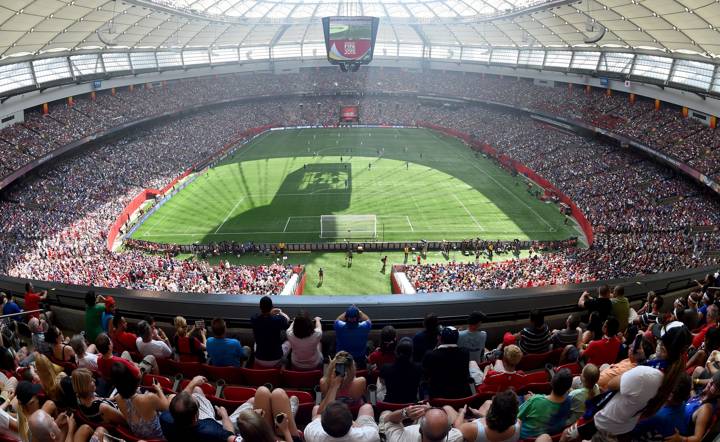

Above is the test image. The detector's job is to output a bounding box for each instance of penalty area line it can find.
[214,196,246,234]
[406,216,414,232]
[453,194,485,232]
[283,217,291,232]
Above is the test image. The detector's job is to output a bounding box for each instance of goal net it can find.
[320,215,377,239]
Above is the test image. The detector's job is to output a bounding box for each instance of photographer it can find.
[251,296,290,368]
[306,354,377,442]
[319,351,366,407]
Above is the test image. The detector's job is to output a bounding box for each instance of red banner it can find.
[418,122,594,246]
[107,125,276,251]
[106,189,160,250]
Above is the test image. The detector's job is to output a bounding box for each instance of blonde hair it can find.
[71,368,95,399]
[503,345,523,367]
[326,351,357,389]
[174,316,189,338]
[17,405,29,442]
[581,364,600,399]
[35,354,62,402]
[236,409,275,442]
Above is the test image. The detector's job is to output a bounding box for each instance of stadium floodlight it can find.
[320,214,377,239]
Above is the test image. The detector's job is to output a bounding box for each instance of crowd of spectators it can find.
[0,68,718,294]
[0,280,716,442]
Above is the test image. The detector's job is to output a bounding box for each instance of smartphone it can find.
[275,413,285,425]
[195,320,205,329]
[335,363,346,377]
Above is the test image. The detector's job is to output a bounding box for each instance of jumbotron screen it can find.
[340,105,359,122]
[322,16,379,65]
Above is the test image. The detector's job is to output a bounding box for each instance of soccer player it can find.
[347,249,353,268]
[318,268,324,284]
[368,163,371,170]
[380,256,387,273]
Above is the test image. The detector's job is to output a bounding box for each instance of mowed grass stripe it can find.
[131,128,578,244]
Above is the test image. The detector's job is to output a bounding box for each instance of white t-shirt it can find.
[594,365,663,435]
[304,415,380,442]
[287,327,323,370]
[0,408,15,430]
[77,352,99,371]
[136,338,173,359]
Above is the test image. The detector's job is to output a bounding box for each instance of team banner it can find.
[322,16,379,65]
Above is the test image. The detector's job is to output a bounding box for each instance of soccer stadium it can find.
[0,0,719,441]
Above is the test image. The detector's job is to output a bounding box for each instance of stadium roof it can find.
[1,0,720,59]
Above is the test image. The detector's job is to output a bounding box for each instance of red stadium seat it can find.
[283,389,315,427]
[141,374,175,394]
[478,372,524,394]
[114,425,166,442]
[241,367,281,388]
[179,379,215,396]
[516,349,562,372]
[518,382,552,395]
[523,370,551,384]
[202,364,244,385]
[208,386,256,411]
[281,368,322,390]
[166,360,204,379]
[555,362,582,375]
[429,393,482,409]
[0,433,20,442]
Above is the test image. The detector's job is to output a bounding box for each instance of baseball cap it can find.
[440,326,459,344]
[503,332,517,346]
[105,296,116,311]
[345,306,359,322]
[16,381,41,406]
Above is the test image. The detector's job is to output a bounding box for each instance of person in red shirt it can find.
[693,305,718,349]
[111,316,140,354]
[581,318,621,367]
[96,332,156,379]
[23,282,47,321]
[368,326,397,376]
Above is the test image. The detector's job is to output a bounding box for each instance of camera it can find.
[335,363,347,377]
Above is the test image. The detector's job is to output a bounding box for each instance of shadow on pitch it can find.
[201,163,352,244]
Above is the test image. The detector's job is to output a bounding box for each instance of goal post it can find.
[320,215,377,239]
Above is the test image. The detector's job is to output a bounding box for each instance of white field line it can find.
[406,216,414,232]
[142,211,171,237]
[425,128,555,230]
[214,197,246,234]
[453,194,485,232]
[283,217,291,232]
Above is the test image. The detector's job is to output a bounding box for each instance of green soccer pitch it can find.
[131,127,579,245]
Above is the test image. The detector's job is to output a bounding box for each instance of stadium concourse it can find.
[0,69,719,293]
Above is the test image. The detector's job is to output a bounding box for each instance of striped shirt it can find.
[520,324,551,354]
[639,311,659,328]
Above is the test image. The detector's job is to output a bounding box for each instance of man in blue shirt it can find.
[206,318,249,367]
[1,293,21,318]
[334,305,371,368]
